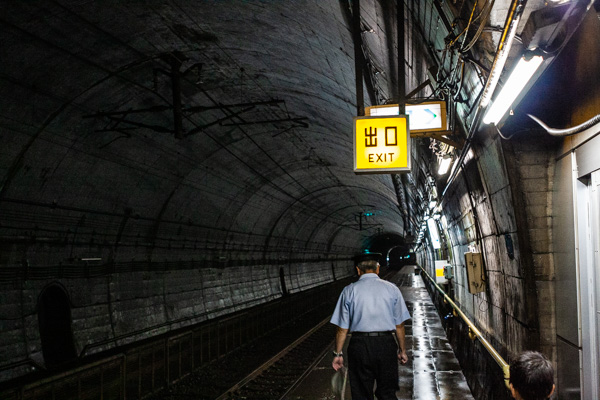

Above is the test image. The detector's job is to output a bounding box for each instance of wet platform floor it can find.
[286,265,475,399]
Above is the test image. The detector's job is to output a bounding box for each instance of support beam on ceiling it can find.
[352,0,365,116]
[397,0,411,237]
[406,79,431,99]
[398,0,405,114]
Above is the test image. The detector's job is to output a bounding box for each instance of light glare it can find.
[438,156,452,175]
[427,218,441,249]
[483,56,544,125]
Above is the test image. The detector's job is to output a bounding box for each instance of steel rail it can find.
[214,315,333,400]
[418,265,511,389]
[277,338,335,400]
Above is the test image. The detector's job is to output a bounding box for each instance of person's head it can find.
[354,252,382,275]
[356,260,379,275]
[509,351,555,400]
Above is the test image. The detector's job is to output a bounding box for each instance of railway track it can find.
[217,269,397,399]
[141,272,408,399]
[215,316,336,400]
[144,273,402,399]
[144,299,342,400]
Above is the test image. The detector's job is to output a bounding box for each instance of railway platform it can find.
[286,265,475,399]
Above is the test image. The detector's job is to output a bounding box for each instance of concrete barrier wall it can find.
[0,257,355,382]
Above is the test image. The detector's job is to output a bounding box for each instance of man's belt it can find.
[352,331,394,337]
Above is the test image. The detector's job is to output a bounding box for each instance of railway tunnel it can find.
[0,0,599,399]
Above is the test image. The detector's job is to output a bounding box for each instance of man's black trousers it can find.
[347,334,399,400]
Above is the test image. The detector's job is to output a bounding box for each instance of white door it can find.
[583,170,600,399]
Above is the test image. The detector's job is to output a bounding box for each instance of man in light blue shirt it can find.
[330,253,410,400]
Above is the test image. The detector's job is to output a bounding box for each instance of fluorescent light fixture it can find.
[483,55,544,125]
[438,156,452,175]
[464,148,476,163]
[480,13,522,109]
[427,218,441,249]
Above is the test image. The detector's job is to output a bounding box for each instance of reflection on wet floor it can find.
[391,266,474,400]
[287,266,475,399]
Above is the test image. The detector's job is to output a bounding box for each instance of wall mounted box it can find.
[434,260,449,285]
[464,252,485,294]
[443,264,453,280]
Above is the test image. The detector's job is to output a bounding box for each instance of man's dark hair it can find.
[509,351,554,400]
[357,260,378,272]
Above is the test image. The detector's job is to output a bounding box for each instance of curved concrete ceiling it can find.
[0,0,559,265]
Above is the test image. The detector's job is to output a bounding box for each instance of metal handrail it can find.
[418,265,511,389]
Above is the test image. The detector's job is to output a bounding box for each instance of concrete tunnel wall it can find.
[416,125,557,399]
[0,257,355,380]
[0,1,428,383]
[1,1,599,398]
[416,10,600,399]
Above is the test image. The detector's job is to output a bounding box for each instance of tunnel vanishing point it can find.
[1,1,600,399]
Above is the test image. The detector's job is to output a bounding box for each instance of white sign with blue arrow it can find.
[366,101,447,133]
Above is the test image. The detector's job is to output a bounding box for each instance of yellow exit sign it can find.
[354,115,411,174]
